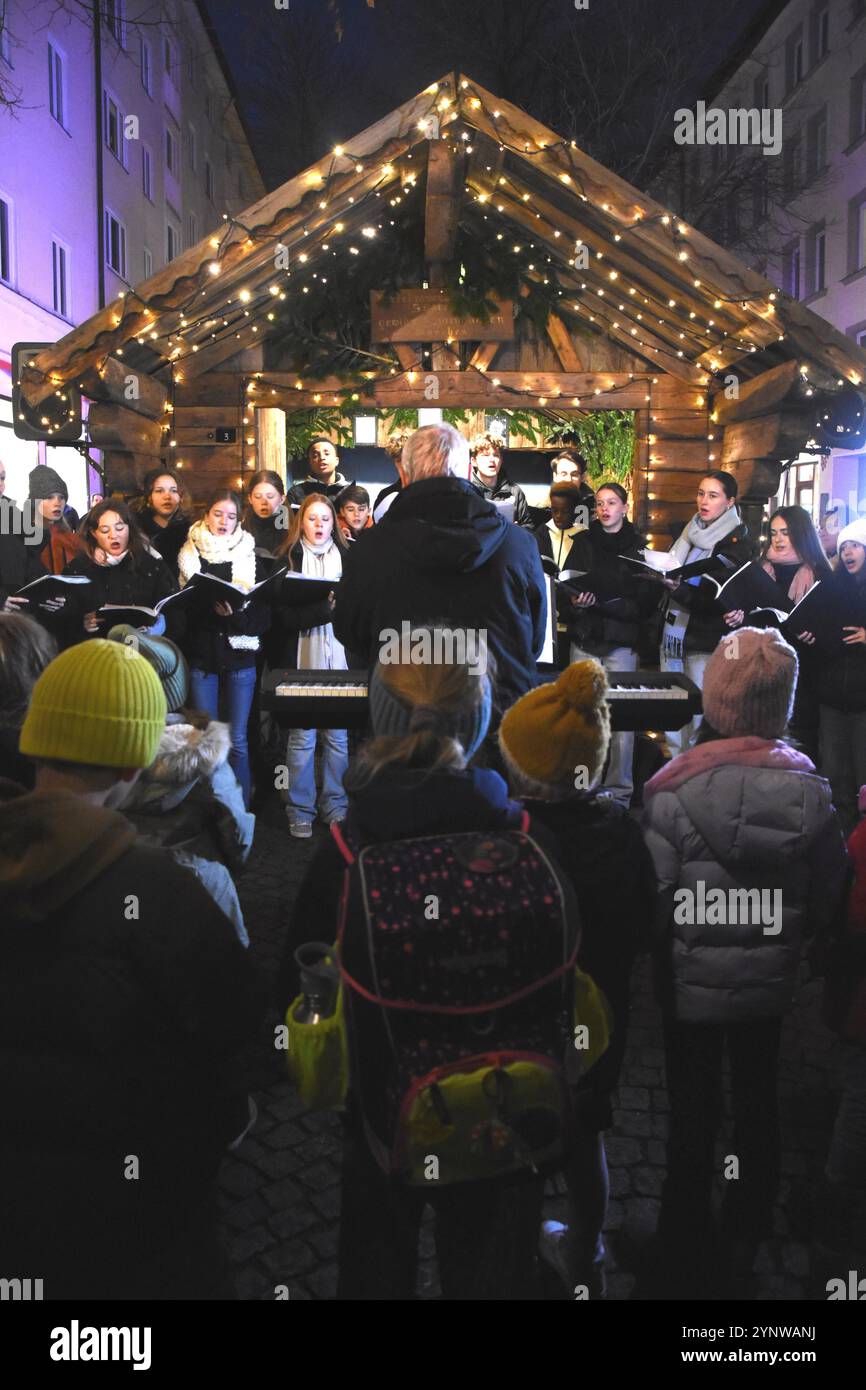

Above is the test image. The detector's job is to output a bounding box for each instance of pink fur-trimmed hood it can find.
[644,737,815,799]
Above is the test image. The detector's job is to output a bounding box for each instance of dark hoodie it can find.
[470,468,533,528]
[332,476,547,715]
[0,779,263,1298]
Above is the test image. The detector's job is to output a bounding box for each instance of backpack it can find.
[331,821,579,1186]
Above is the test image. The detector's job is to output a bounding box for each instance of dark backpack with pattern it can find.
[331,821,578,1186]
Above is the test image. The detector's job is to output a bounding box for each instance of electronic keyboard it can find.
[261,669,702,732]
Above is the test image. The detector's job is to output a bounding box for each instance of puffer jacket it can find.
[642,736,848,1023]
[119,714,254,944]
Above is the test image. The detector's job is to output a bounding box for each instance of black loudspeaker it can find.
[11,342,82,443]
[814,385,866,451]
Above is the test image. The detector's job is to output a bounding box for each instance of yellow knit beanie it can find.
[20,639,167,769]
[498,659,611,790]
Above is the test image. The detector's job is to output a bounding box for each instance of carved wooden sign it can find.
[370,288,514,342]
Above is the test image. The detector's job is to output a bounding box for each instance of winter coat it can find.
[373,479,402,522]
[814,569,866,712]
[563,519,656,655]
[666,521,753,655]
[642,736,848,1023]
[823,817,866,1042]
[525,794,656,1116]
[471,468,533,528]
[285,474,350,509]
[0,778,264,1299]
[264,539,336,670]
[62,548,177,639]
[174,554,272,674]
[534,519,582,575]
[244,510,288,558]
[333,476,548,717]
[135,507,192,578]
[119,714,255,945]
[0,499,43,602]
[277,763,568,1008]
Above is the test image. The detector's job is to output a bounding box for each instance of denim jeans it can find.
[819,705,866,836]
[286,726,348,825]
[189,665,256,809]
[570,642,638,805]
[660,649,710,757]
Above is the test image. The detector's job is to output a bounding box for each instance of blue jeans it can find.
[287,726,348,824]
[189,665,256,809]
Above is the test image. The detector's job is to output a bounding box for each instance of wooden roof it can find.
[20,71,866,410]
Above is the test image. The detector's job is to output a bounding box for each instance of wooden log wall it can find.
[632,377,710,544]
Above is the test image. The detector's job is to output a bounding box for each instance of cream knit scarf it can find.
[662,506,742,668]
[178,520,259,651]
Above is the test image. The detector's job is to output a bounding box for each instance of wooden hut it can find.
[15,72,866,544]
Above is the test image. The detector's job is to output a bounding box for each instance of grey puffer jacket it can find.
[642,736,848,1024]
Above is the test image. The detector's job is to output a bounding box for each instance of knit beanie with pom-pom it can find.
[498,659,611,793]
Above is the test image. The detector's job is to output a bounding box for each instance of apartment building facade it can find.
[0,0,264,512]
[657,0,866,532]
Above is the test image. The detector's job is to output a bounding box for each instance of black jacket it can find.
[665,520,753,655]
[530,481,596,530]
[563,519,655,654]
[245,511,287,559]
[174,555,272,674]
[135,508,192,578]
[286,474,350,509]
[816,569,866,712]
[534,520,581,575]
[0,499,42,602]
[470,469,533,528]
[264,540,338,670]
[332,476,548,716]
[0,780,264,1299]
[63,549,177,639]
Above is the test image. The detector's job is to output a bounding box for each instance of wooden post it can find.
[255,407,287,485]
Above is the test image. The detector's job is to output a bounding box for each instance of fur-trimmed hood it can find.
[145,717,231,787]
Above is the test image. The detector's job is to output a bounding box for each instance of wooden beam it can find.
[255,407,287,484]
[712,361,802,426]
[469,342,501,372]
[720,409,814,466]
[87,403,165,453]
[78,357,169,419]
[546,312,584,373]
[21,74,460,406]
[255,369,654,411]
[424,140,463,265]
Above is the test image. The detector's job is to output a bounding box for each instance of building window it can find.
[753,71,770,110]
[724,198,739,241]
[165,124,177,175]
[807,107,828,179]
[103,90,126,166]
[849,190,866,271]
[166,219,179,262]
[806,223,826,294]
[0,21,11,66]
[0,195,12,285]
[856,328,866,349]
[105,209,127,277]
[187,123,196,172]
[142,144,153,201]
[103,0,125,48]
[783,129,802,199]
[187,212,196,249]
[204,89,213,124]
[204,154,214,201]
[163,36,176,80]
[811,4,830,63]
[48,42,66,129]
[140,38,151,95]
[752,165,769,224]
[786,24,805,91]
[782,240,801,298]
[51,239,69,317]
[143,246,153,279]
[186,47,196,86]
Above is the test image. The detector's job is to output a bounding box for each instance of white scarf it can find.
[662,507,742,669]
[178,520,259,651]
[296,537,346,671]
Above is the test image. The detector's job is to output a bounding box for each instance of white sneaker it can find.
[289,818,313,839]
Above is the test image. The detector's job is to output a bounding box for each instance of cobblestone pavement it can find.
[222,803,841,1302]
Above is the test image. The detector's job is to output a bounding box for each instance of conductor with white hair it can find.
[333,424,548,715]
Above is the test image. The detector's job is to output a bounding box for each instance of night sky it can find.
[203,0,775,191]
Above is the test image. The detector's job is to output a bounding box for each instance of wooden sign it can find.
[370,289,514,343]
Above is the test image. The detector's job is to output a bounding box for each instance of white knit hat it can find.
[837,518,866,551]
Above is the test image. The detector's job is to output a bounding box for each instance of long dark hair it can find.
[0,614,57,726]
[81,499,151,567]
[700,470,738,499]
[761,506,831,576]
[138,467,190,521]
